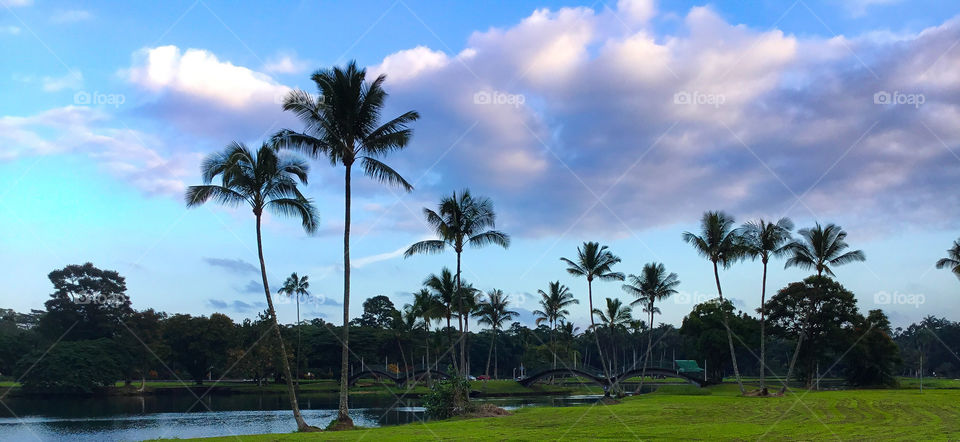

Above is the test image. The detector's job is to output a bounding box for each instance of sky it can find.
[2,0,959,331]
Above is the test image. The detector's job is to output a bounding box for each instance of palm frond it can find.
[404,240,446,257]
[360,156,413,191]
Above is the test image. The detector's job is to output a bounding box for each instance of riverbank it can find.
[186,384,960,441]
[0,379,601,399]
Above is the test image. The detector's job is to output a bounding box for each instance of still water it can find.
[0,393,603,441]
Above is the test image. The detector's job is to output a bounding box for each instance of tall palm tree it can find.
[936,239,960,281]
[533,281,579,368]
[561,242,624,387]
[737,217,793,392]
[423,268,459,370]
[390,305,418,373]
[457,282,481,375]
[477,289,518,379]
[781,222,865,391]
[591,297,632,375]
[404,189,510,374]
[278,272,310,387]
[185,142,318,432]
[682,211,746,394]
[622,262,679,391]
[411,288,440,385]
[273,61,417,427]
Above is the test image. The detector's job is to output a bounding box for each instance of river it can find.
[0,393,604,441]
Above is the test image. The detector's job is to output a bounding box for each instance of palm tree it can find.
[561,242,624,388]
[781,222,865,391]
[622,262,679,391]
[591,297,632,375]
[185,142,318,432]
[936,239,960,281]
[477,289,518,379]
[411,288,440,385]
[737,217,793,393]
[682,211,746,394]
[404,189,510,374]
[273,61,417,427]
[423,268,459,370]
[533,281,579,369]
[278,272,310,387]
[457,282,481,375]
[390,305,418,373]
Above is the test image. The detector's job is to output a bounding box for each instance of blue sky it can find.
[2,0,960,330]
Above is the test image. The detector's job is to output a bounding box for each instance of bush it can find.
[17,339,122,393]
[422,375,471,419]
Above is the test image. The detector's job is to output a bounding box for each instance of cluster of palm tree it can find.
[936,239,960,281]
[683,211,866,394]
[186,61,418,430]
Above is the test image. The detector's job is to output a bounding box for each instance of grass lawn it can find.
[187,384,960,441]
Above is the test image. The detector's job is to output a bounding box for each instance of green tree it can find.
[781,223,865,392]
[37,263,133,341]
[846,310,901,387]
[355,295,399,328]
[477,289,518,379]
[533,281,579,369]
[680,299,758,382]
[622,262,679,390]
[274,61,418,427]
[185,142,318,431]
[737,217,793,392]
[404,189,510,374]
[682,211,746,393]
[278,272,310,386]
[764,276,861,388]
[561,242,624,388]
[935,239,960,281]
[162,313,237,385]
[423,268,459,370]
[16,339,122,393]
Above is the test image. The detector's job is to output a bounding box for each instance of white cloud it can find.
[0,106,198,196]
[127,45,290,109]
[41,71,83,92]
[0,25,21,35]
[616,0,656,25]
[50,9,93,23]
[4,0,33,7]
[263,51,310,74]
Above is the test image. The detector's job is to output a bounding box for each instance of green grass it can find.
[186,385,960,441]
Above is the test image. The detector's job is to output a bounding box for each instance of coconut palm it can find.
[411,288,440,384]
[404,189,510,374]
[185,142,318,432]
[533,281,579,369]
[781,222,865,391]
[278,272,310,387]
[561,242,624,388]
[423,268,459,370]
[682,211,746,394]
[477,289,518,379]
[737,217,793,392]
[591,297,633,375]
[272,61,417,427]
[456,282,482,375]
[622,262,679,391]
[936,239,960,281]
[390,305,419,373]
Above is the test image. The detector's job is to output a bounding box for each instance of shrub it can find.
[422,374,471,419]
[16,339,122,393]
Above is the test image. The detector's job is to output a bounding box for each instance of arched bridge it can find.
[518,363,704,388]
[347,367,452,386]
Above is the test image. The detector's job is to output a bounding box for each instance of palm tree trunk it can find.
[456,251,465,376]
[588,280,613,396]
[781,269,821,394]
[759,260,767,393]
[296,294,301,390]
[485,328,495,377]
[446,314,458,373]
[337,164,353,427]
[714,260,745,394]
[636,307,653,394]
[256,214,312,431]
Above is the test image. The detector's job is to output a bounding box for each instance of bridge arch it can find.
[517,368,609,387]
[347,368,401,386]
[613,368,703,387]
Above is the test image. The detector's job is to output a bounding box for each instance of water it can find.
[0,392,602,441]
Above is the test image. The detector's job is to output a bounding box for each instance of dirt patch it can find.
[600,397,622,405]
[464,403,512,418]
[744,388,784,397]
[325,418,357,431]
